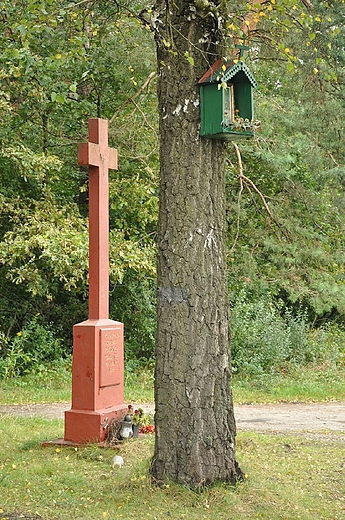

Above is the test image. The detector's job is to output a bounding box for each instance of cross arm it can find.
[78,142,118,170]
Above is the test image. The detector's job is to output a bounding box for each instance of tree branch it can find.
[230,143,291,245]
[229,144,244,253]
[109,71,156,124]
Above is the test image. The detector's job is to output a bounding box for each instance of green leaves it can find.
[0,146,62,184]
[50,92,66,103]
[227,72,345,321]
[0,198,88,296]
[0,0,344,363]
[184,51,194,66]
[0,0,158,357]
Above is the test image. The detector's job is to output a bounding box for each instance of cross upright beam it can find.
[78,118,118,320]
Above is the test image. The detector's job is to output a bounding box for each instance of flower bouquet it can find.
[127,405,152,436]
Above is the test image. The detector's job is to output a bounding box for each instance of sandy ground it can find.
[0,401,344,436]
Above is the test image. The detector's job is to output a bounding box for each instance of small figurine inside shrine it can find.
[198,59,259,140]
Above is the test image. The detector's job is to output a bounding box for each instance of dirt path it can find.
[0,401,344,435]
[234,402,345,433]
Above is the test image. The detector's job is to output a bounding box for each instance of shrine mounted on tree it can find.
[199,59,258,140]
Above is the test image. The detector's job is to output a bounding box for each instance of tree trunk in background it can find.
[151,1,243,487]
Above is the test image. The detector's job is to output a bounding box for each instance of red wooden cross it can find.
[78,118,118,320]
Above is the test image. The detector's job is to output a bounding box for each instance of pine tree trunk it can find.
[151,1,242,487]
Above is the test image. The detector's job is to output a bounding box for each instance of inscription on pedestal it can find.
[99,327,121,387]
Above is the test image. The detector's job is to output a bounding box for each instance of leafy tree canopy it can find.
[0,0,344,362]
[0,0,158,352]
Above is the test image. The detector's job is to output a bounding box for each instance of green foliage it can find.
[227,46,345,322]
[0,315,66,379]
[111,271,156,361]
[230,290,345,377]
[0,197,88,297]
[232,0,345,326]
[0,0,158,362]
[0,0,345,374]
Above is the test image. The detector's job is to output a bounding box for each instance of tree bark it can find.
[151,0,243,488]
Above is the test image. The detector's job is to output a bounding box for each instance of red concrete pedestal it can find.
[64,319,127,443]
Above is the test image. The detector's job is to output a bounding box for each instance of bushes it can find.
[1,285,344,381]
[0,270,157,380]
[0,316,65,379]
[230,290,344,377]
[110,271,156,362]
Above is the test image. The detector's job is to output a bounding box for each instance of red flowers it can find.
[139,425,155,434]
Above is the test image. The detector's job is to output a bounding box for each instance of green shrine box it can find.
[198,60,258,140]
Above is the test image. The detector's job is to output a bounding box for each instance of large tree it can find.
[147,0,332,488]
[147,0,243,487]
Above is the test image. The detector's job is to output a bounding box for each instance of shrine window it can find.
[223,84,234,127]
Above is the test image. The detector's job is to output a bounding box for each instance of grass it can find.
[0,363,344,519]
[232,365,345,404]
[0,415,344,520]
[124,362,155,403]
[0,370,72,405]
[1,363,344,406]
[0,363,155,406]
